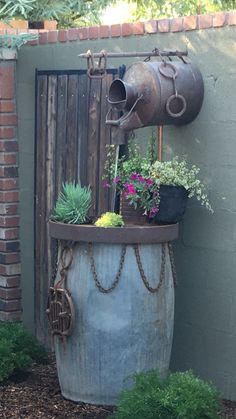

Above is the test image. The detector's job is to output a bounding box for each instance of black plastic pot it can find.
[153,185,189,224]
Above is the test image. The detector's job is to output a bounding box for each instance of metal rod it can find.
[157,125,163,162]
[79,50,188,59]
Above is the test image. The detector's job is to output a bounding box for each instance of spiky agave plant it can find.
[51,182,91,224]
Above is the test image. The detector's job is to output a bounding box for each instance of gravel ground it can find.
[0,356,235,418]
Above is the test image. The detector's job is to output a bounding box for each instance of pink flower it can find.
[130,173,139,180]
[102,180,110,188]
[126,184,137,195]
[113,175,121,184]
[149,207,158,217]
[146,179,153,185]
[137,175,145,182]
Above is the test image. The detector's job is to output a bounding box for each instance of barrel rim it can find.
[49,221,179,243]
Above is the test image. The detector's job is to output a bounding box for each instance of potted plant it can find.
[103,141,213,225]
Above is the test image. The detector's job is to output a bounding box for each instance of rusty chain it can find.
[133,243,166,293]
[167,242,177,287]
[88,242,127,293]
[47,241,75,344]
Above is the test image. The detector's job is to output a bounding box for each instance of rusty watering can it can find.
[106,60,204,130]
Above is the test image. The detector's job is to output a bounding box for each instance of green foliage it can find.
[151,158,213,212]
[111,370,221,419]
[51,182,91,224]
[125,0,236,21]
[0,0,114,27]
[0,321,47,382]
[0,33,38,49]
[0,0,235,26]
[95,212,124,227]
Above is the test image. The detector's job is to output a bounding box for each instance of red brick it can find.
[198,14,212,29]
[0,140,18,152]
[111,24,121,37]
[0,101,15,113]
[0,191,19,203]
[68,28,78,41]
[0,287,21,299]
[39,31,48,44]
[99,25,110,38]
[0,228,19,240]
[0,241,20,252]
[158,19,170,33]
[121,23,133,37]
[0,216,19,227]
[89,26,99,39]
[0,178,18,190]
[132,22,144,35]
[0,252,20,264]
[0,275,20,288]
[0,65,14,99]
[144,20,157,34]
[0,166,18,178]
[78,27,88,40]
[0,127,15,139]
[228,11,236,26]
[183,15,198,31]
[0,298,21,311]
[0,114,17,126]
[0,204,18,215]
[43,20,57,30]
[58,30,68,42]
[212,12,227,27]
[27,38,38,46]
[48,30,58,43]
[170,17,183,32]
[0,263,20,275]
[0,153,17,165]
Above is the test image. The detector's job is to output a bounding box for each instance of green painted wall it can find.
[17,26,236,400]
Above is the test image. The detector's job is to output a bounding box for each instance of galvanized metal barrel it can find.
[50,223,177,406]
[106,60,204,130]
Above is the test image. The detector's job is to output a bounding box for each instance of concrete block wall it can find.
[12,9,236,400]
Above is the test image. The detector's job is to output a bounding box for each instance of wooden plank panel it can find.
[97,73,113,215]
[35,74,48,342]
[35,69,121,344]
[86,77,102,217]
[56,75,68,195]
[46,75,57,286]
[65,75,79,183]
[77,74,89,186]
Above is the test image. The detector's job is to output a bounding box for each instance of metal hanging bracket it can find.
[86,49,107,79]
[79,48,188,60]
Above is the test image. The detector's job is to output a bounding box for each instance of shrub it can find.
[51,182,91,224]
[95,212,124,227]
[111,370,221,419]
[0,322,47,382]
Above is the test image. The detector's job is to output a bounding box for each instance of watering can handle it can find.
[105,94,143,126]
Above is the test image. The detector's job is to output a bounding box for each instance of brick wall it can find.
[0,50,21,321]
[0,11,235,45]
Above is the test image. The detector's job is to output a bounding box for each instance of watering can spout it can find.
[107,79,139,111]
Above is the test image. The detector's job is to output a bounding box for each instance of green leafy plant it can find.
[0,0,114,27]
[51,182,91,224]
[151,158,213,212]
[95,212,124,227]
[103,141,160,218]
[0,321,47,382]
[111,370,221,419]
[103,141,213,217]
